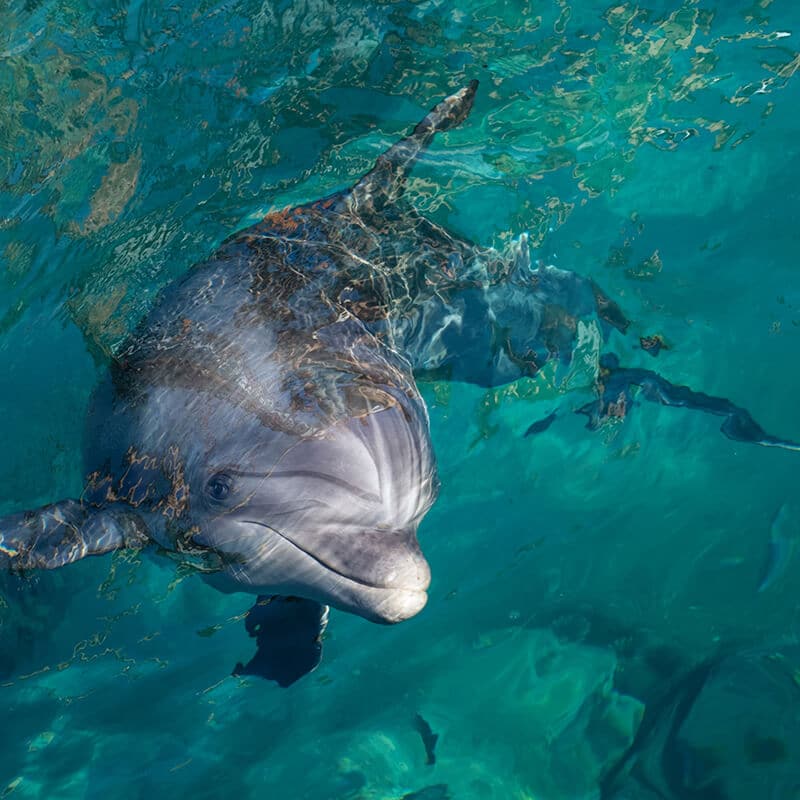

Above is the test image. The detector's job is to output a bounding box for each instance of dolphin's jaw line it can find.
[241,520,429,622]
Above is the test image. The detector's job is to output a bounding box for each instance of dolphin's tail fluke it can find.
[348,81,478,214]
[719,413,800,452]
[524,355,800,452]
[0,499,147,572]
[573,355,800,452]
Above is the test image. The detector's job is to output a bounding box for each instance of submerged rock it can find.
[419,626,645,800]
[238,625,642,799]
[605,644,800,800]
[321,626,643,800]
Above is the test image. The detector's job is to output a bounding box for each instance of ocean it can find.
[1,1,799,797]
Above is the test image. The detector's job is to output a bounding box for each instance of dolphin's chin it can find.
[260,568,429,625]
[346,585,428,624]
[292,566,429,624]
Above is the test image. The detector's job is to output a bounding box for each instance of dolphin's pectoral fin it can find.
[0,499,148,572]
[348,81,478,214]
[232,595,329,687]
[576,355,800,451]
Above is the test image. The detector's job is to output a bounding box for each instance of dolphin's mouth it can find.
[241,520,429,623]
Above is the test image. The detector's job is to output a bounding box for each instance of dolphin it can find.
[1,81,796,684]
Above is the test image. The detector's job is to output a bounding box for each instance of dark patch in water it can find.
[401,784,450,800]
[745,732,787,764]
[413,712,439,766]
[524,410,558,437]
[640,334,668,357]
[642,644,685,679]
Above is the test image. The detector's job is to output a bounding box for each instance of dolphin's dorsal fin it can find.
[348,80,478,215]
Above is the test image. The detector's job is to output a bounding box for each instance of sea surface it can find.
[1,1,799,798]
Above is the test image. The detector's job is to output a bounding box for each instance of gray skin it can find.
[1,82,795,673]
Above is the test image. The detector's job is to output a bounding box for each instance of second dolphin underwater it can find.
[1,82,797,685]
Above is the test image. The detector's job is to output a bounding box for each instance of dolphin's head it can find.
[195,397,437,623]
[113,374,439,624]
[89,285,440,624]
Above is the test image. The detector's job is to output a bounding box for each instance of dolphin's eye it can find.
[205,473,233,503]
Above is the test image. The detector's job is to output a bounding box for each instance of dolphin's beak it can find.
[223,521,431,625]
[274,525,431,624]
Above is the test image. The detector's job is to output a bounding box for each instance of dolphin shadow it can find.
[232,596,328,687]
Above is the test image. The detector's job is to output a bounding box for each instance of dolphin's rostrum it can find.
[1,82,796,684]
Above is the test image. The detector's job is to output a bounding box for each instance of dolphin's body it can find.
[1,82,797,684]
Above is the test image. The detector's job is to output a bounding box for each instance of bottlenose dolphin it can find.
[1,81,797,684]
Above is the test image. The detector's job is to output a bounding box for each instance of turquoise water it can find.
[1,1,800,798]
